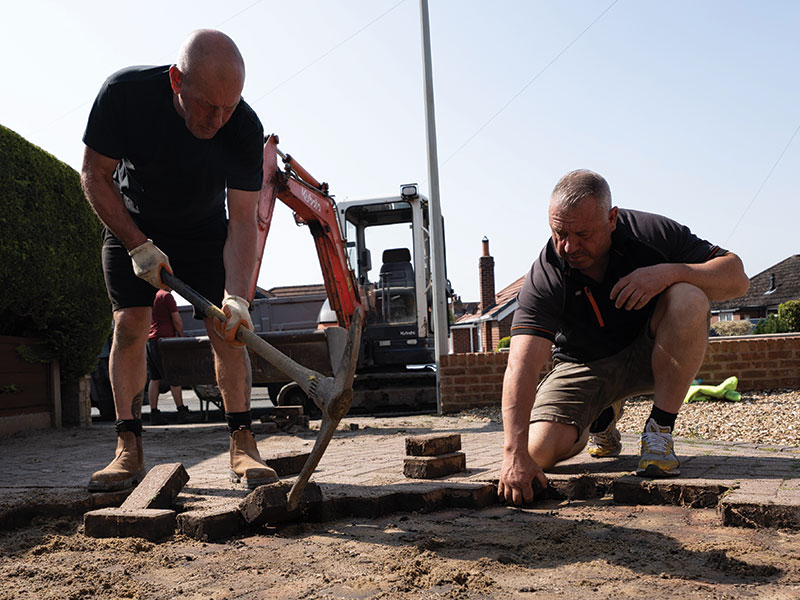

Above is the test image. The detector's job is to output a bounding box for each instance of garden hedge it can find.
[0,124,110,383]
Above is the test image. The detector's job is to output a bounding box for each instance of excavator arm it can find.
[249,135,362,329]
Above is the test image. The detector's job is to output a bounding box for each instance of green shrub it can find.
[778,300,800,332]
[752,315,789,335]
[497,336,510,351]
[0,124,110,382]
[711,320,753,336]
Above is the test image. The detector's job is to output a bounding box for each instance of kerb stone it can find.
[84,508,176,541]
[719,492,800,529]
[240,481,323,527]
[405,434,461,457]
[121,463,189,510]
[177,507,244,541]
[265,451,312,476]
[404,452,466,479]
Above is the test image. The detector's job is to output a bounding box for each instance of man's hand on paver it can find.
[498,450,548,506]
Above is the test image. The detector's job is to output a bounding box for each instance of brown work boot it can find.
[88,431,146,492]
[229,428,279,489]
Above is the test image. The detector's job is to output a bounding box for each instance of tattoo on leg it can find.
[131,390,143,420]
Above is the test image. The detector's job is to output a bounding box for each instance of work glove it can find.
[129,239,172,289]
[213,294,253,346]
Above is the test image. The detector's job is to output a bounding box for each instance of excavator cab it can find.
[337,185,437,369]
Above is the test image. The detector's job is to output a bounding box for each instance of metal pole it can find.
[419,0,448,414]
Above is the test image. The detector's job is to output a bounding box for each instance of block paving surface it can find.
[2,413,800,539]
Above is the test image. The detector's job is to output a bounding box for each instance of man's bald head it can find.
[169,29,247,139]
[176,29,245,89]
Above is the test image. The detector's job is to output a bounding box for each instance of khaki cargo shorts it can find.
[531,326,656,433]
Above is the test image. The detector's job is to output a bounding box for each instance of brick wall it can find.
[439,352,509,413]
[451,327,479,354]
[440,333,800,413]
[697,334,800,389]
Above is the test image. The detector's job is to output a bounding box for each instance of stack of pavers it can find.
[403,433,465,478]
[259,405,309,433]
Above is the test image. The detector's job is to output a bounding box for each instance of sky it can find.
[2,1,798,304]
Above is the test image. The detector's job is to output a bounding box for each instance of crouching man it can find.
[498,170,749,505]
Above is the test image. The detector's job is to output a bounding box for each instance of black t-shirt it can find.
[83,65,264,238]
[511,209,726,363]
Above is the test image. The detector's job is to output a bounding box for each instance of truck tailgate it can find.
[159,329,336,386]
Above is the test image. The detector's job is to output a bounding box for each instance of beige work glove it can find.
[128,239,172,289]
[212,294,253,346]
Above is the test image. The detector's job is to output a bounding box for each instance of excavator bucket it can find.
[161,270,362,512]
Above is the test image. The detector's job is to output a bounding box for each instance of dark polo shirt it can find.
[83,65,264,239]
[511,209,726,363]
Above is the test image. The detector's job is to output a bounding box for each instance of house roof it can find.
[255,283,326,299]
[711,255,800,311]
[453,275,525,325]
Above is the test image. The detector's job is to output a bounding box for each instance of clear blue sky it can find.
[2,1,798,303]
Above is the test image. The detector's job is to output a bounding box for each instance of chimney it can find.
[764,273,777,295]
[479,236,495,313]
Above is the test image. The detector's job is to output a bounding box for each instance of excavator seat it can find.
[379,248,414,287]
[378,248,415,322]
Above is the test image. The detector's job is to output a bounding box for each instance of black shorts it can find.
[146,338,165,380]
[101,223,227,317]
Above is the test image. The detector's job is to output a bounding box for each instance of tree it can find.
[0,124,110,383]
[778,300,800,332]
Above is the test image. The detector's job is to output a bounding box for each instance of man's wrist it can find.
[125,234,149,253]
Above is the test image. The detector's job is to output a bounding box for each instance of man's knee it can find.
[528,420,585,469]
[113,308,150,349]
[653,283,710,331]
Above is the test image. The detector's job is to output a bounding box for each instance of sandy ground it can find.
[3,392,800,599]
[2,498,800,600]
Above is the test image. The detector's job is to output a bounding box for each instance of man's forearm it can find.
[673,253,749,301]
[82,176,147,251]
[501,335,553,454]
[501,359,537,454]
[222,220,258,298]
[81,148,147,251]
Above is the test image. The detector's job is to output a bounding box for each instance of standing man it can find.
[147,289,192,425]
[82,29,278,491]
[498,170,749,506]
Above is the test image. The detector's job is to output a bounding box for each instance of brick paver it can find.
[1,414,799,538]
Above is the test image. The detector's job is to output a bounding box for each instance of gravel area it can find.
[617,389,800,447]
[456,389,800,448]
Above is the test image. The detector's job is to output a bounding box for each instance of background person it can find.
[147,289,193,425]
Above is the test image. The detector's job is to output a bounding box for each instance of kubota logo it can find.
[301,188,322,212]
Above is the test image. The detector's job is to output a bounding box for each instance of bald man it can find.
[82,29,278,491]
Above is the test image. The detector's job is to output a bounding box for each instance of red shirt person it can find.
[146,290,191,424]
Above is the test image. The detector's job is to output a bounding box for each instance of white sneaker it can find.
[636,418,680,477]
[587,399,624,458]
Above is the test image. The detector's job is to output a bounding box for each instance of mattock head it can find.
[284,307,363,513]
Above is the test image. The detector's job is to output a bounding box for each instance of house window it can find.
[719,311,734,322]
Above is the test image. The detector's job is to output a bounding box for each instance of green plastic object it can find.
[684,376,741,403]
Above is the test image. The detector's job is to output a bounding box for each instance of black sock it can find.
[646,406,677,431]
[589,406,615,433]
[225,411,252,433]
[115,418,142,436]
